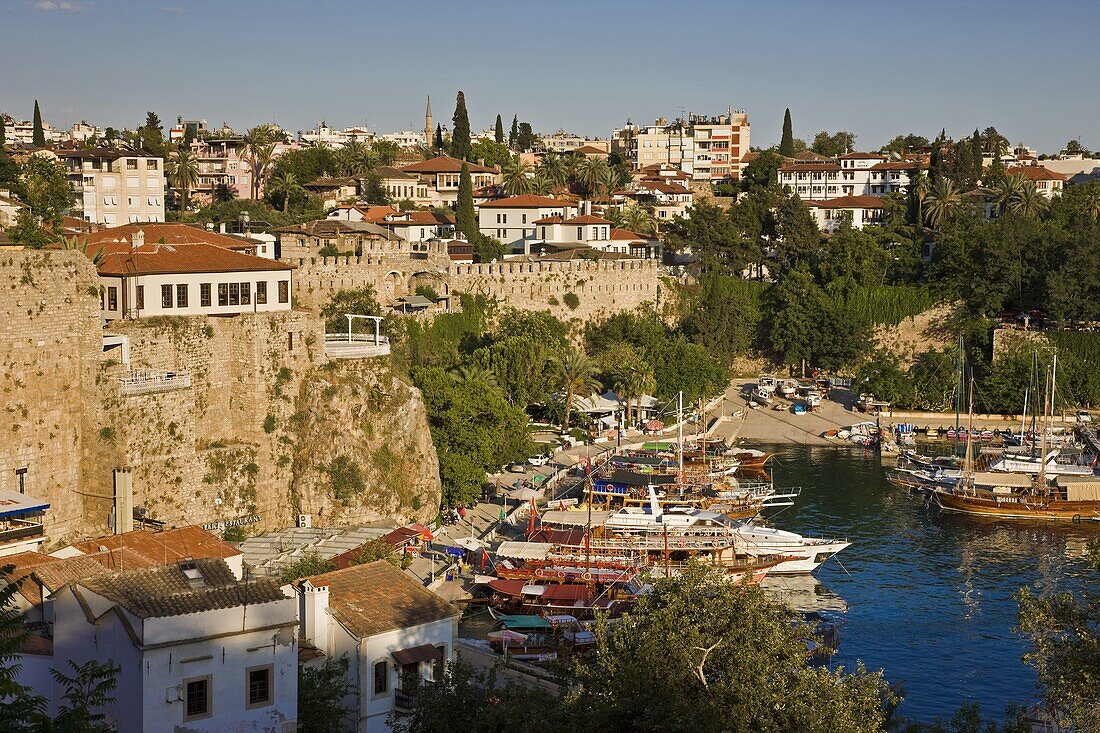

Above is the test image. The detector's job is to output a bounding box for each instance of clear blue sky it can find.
[3,0,1098,153]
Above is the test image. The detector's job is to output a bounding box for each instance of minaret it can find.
[424,95,433,147]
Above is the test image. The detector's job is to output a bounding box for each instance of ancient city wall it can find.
[0,250,441,547]
[290,254,659,322]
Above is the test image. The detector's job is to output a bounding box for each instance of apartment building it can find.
[777,152,926,201]
[56,147,165,225]
[612,110,750,182]
[3,118,65,146]
[542,130,610,154]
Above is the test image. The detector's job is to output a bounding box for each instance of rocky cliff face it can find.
[0,249,441,546]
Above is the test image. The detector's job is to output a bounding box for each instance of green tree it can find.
[321,286,382,331]
[773,191,822,267]
[20,155,74,225]
[664,200,760,275]
[265,169,302,212]
[355,539,401,567]
[267,146,336,187]
[500,157,532,195]
[299,657,355,733]
[923,178,963,228]
[621,205,656,235]
[137,111,168,158]
[372,139,400,166]
[763,264,825,372]
[361,170,391,206]
[1,116,6,146]
[779,107,795,157]
[515,122,536,151]
[433,124,444,152]
[168,148,199,212]
[32,100,45,147]
[494,114,504,144]
[880,133,930,155]
[240,125,276,200]
[811,130,857,157]
[970,129,984,184]
[50,659,121,733]
[469,139,513,169]
[470,232,505,263]
[8,210,52,248]
[740,149,783,191]
[651,336,727,404]
[508,115,519,149]
[684,274,764,363]
[280,551,336,584]
[555,347,601,431]
[572,563,890,733]
[455,162,476,238]
[451,91,471,161]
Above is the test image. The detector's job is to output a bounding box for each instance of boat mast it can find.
[1037,364,1051,493]
[964,377,975,489]
[954,335,964,455]
[677,390,684,484]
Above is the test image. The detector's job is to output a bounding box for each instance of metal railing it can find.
[323,333,391,358]
[0,520,44,545]
[118,369,192,396]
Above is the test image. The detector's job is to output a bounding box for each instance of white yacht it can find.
[732,523,850,575]
[989,449,1095,477]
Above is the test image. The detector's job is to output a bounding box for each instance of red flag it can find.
[527,498,538,535]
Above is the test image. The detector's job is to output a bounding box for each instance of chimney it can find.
[300,581,330,650]
[130,229,144,250]
[112,468,134,534]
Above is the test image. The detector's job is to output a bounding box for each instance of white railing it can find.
[118,369,192,396]
[323,333,391,358]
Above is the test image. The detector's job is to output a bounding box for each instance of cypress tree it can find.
[970,129,984,184]
[494,114,504,145]
[433,124,444,151]
[451,91,471,160]
[509,115,519,149]
[32,100,45,148]
[0,116,5,147]
[455,162,476,238]
[779,108,794,157]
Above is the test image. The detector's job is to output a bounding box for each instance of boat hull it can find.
[933,490,1100,521]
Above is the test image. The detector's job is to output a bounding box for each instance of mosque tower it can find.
[424,95,433,148]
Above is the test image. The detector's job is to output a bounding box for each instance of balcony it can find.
[0,517,44,546]
[394,688,418,711]
[118,369,192,396]
[325,315,389,359]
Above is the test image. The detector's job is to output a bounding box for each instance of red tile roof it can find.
[401,156,496,174]
[70,526,242,566]
[78,223,258,250]
[1007,165,1067,182]
[779,163,843,173]
[302,561,459,638]
[479,194,571,209]
[610,228,645,241]
[383,211,454,226]
[838,152,887,160]
[95,241,294,277]
[573,145,608,155]
[562,215,613,225]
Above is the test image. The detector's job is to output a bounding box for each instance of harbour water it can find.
[765,444,1097,722]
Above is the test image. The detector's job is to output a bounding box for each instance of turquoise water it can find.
[765,445,1096,722]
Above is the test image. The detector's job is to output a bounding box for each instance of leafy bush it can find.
[563,292,580,310]
[326,455,366,501]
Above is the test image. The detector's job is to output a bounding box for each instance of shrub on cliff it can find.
[326,454,366,501]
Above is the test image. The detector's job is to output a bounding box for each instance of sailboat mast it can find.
[1038,365,1051,489]
[954,335,964,453]
[964,377,975,478]
[677,390,684,483]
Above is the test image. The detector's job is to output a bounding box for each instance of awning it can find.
[0,490,49,519]
[392,644,440,665]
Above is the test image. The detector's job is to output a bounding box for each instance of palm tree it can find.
[537,153,568,188]
[1080,187,1100,220]
[994,173,1027,216]
[600,165,629,208]
[266,170,303,212]
[555,348,600,432]
[923,179,962,229]
[61,235,105,266]
[613,363,656,427]
[1007,181,1049,219]
[576,157,608,196]
[239,125,275,199]
[501,158,532,196]
[449,363,498,389]
[530,171,555,196]
[336,141,376,177]
[212,182,237,204]
[621,205,656,235]
[167,148,199,212]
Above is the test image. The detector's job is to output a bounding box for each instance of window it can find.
[136,285,144,310]
[577,227,583,240]
[246,665,273,709]
[15,468,27,495]
[126,159,138,170]
[128,196,139,206]
[148,196,159,206]
[161,285,173,308]
[176,284,188,308]
[147,159,158,170]
[240,282,250,305]
[218,283,228,306]
[278,281,289,303]
[521,214,527,224]
[107,287,118,311]
[256,281,267,304]
[432,646,446,682]
[373,660,389,695]
[229,282,240,306]
[200,283,211,307]
[184,676,211,721]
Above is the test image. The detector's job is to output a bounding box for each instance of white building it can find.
[48,558,298,732]
[83,226,295,321]
[399,156,498,208]
[1005,165,1067,198]
[56,147,166,225]
[297,561,460,733]
[477,194,577,252]
[298,122,374,148]
[629,179,693,221]
[777,152,925,201]
[542,131,610,155]
[612,110,751,182]
[3,118,65,146]
[804,195,887,232]
[378,210,456,243]
[379,130,427,149]
[533,214,657,257]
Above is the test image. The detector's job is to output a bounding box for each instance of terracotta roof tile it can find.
[779,163,843,173]
[401,156,496,174]
[1007,165,1067,182]
[79,223,261,249]
[803,195,886,209]
[561,215,613,225]
[94,241,294,277]
[303,561,458,638]
[70,526,241,567]
[79,558,286,619]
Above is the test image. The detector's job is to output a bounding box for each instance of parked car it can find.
[1076,410,1093,424]
[528,454,551,467]
[507,463,527,473]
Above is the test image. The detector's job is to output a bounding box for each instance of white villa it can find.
[477,195,578,253]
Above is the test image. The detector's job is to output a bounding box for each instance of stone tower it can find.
[424,95,432,148]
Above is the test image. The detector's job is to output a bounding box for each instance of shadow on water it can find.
[761,445,1097,722]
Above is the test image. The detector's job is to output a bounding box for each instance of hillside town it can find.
[3,5,1100,732]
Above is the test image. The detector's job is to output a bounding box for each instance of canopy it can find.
[496,614,552,630]
[452,537,483,551]
[508,487,543,501]
[644,420,665,431]
[392,644,439,665]
[494,541,553,560]
[0,490,49,518]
